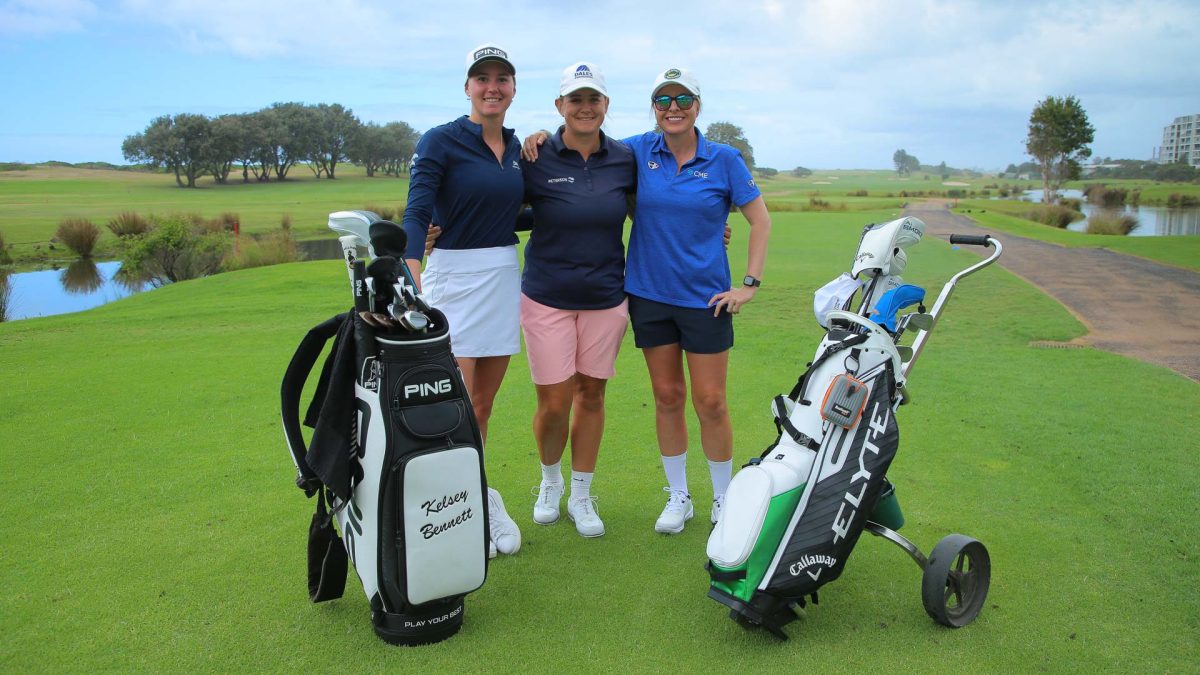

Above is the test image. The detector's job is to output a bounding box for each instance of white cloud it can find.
[0,0,96,36]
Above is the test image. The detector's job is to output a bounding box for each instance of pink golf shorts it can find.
[520,293,629,386]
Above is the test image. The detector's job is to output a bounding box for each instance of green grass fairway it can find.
[0,165,411,262]
[1,209,1195,671]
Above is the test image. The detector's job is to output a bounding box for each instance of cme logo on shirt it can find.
[647,160,660,170]
[685,168,709,179]
[548,177,576,184]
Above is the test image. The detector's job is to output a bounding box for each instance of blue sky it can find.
[2,0,1198,171]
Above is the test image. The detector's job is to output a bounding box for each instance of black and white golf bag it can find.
[280,212,488,645]
[706,217,924,638]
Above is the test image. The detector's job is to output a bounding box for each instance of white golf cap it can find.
[651,67,701,98]
[465,43,515,77]
[559,62,608,97]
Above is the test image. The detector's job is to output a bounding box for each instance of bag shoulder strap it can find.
[788,332,870,404]
[281,311,351,496]
[307,488,348,602]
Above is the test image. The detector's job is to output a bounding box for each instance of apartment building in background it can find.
[1157,114,1200,167]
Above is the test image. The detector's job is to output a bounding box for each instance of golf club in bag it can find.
[281,211,488,645]
[705,216,1001,639]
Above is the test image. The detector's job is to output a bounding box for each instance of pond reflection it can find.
[61,259,105,294]
[3,261,153,321]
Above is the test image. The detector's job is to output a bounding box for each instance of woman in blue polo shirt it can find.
[622,67,772,535]
[400,43,525,557]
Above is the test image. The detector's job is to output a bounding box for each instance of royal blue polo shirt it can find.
[400,116,524,261]
[622,129,761,309]
[520,128,636,310]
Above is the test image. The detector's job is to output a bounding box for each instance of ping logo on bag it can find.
[394,366,459,406]
[405,379,452,399]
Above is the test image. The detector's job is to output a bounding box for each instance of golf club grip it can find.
[949,234,991,247]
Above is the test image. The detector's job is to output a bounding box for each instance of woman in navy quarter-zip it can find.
[399,43,525,558]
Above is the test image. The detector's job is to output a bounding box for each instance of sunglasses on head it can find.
[652,94,698,111]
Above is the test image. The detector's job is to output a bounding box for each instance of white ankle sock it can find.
[708,458,733,501]
[541,461,563,485]
[661,452,688,495]
[570,470,593,500]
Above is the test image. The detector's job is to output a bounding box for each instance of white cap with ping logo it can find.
[466,43,515,78]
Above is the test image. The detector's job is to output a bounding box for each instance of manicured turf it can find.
[1,209,1195,671]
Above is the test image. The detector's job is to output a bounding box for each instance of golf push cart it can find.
[705,217,1002,638]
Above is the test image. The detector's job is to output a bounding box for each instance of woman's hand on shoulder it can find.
[521,130,550,162]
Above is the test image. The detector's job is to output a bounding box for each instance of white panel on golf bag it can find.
[336,380,387,599]
[707,442,815,568]
[401,446,487,605]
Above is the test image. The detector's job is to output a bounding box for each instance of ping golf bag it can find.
[280,212,488,645]
[706,217,924,638]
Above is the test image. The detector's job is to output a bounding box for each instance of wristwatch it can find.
[743,275,762,288]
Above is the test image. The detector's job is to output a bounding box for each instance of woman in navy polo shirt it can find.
[519,63,636,539]
[400,43,524,557]
[621,68,772,535]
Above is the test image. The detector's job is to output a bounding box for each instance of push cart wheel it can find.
[921,534,990,628]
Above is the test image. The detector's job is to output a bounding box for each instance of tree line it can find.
[122,102,420,188]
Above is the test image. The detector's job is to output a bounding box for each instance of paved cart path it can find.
[903,201,1200,382]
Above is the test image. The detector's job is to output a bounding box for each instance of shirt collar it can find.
[649,127,710,161]
[457,115,515,144]
[551,126,610,157]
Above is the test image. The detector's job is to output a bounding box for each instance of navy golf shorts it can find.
[627,294,734,354]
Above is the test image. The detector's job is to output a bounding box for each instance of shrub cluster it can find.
[0,229,10,265]
[1086,211,1139,235]
[1167,193,1200,208]
[804,197,846,211]
[1026,205,1084,228]
[55,218,102,257]
[847,189,868,197]
[1083,185,1129,208]
[107,212,151,238]
[223,224,301,271]
[121,216,232,284]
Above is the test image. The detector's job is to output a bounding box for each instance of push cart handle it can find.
[949,234,992,247]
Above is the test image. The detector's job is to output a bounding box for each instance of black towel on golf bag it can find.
[281,309,488,646]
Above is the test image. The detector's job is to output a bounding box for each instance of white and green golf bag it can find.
[706,217,923,638]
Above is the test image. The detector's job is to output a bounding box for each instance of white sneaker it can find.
[711,495,725,524]
[532,480,564,525]
[487,487,521,555]
[567,496,605,538]
[654,488,693,534]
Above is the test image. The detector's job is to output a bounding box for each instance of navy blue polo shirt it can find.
[400,116,524,261]
[622,130,761,309]
[520,129,636,310]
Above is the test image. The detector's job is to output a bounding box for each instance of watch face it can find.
[743,275,760,287]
